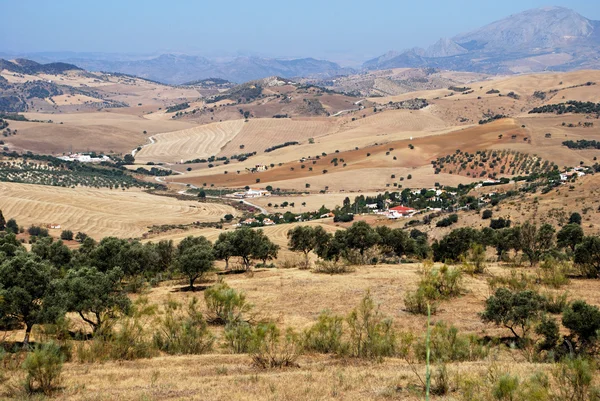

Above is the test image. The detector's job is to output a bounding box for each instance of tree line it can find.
[0,212,279,346]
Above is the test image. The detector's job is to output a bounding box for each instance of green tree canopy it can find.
[574,236,600,278]
[562,300,600,350]
[0,253,57,346]
[481,288,544,342]
[557,223,584,252]
[214,232,236,270]
[345,221,380,260]
[177,239,214,289]
[287,225,328,265]
[57,266,130,334]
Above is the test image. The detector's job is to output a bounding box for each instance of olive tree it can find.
[574,236,600,278]
[0,253,57,347]
[214,232,236,270]
[58,266,130,334]
[557,223,584,252]
[176,238,214,290]
[287,225,328,266]
[481,288,544,344]
[345,221,380,262]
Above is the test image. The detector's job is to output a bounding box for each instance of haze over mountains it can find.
[0,52,353,85]
[365,6,600,73]
[2,6,599,84]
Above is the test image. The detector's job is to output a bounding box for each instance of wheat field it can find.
[218,118,337,157]
[0,182,236,239]
[135,120,245,163]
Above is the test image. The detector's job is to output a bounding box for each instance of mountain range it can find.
[364,7,600,73]
[2,7,600,83]
[0,52,353,85]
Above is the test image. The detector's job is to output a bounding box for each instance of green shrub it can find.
[404,288,438,315]
[414,322,488,363]
[303,310,345,354]
[488,270,537,292]
[224,321,255,353]
[541,291,570,314]
[539,258,570,288]
[406,263,463,315]
[152,298,214,355]
[420,264,463,299]
[562,300,600,350]
[465,243,487,274]
[312,260,354,274]
[535,315,560,353]
[60,230,73,241]
[492,374,519,400]
[22,342,64,395]
[346,292,396,360]
[204,282,253,325]
[552,357,598,401]
[430,364,451,396]
[76,300,157,362]
[250,323,302,369]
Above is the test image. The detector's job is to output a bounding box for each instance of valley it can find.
[4,5,600,400]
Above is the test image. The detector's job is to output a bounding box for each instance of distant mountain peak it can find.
[364,6,600,73]
[0,58,81,74]
[424,38,468,58]
[453,6,594,50]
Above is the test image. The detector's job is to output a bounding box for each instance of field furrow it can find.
[0,182,236,239]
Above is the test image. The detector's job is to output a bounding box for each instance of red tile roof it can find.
[389,206,416,213]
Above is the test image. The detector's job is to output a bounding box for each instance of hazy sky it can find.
[1,0,599,65]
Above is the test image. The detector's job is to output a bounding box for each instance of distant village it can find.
[57,153,111,163]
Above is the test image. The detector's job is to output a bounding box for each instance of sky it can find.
[1,0,599,65]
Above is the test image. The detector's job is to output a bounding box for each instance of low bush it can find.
[312,260,354,274]
[404,287,438,315]
[346,292,396,360]
[539,258,571,288]
[250,323,302,369]
[22,342,64,395]
[224,321,255,354]
[553,357,599,401]
[204,282,253,325]
[406,262,463,315]
[75,299,157,362]
[303,310,345,354]
[152,298,214,355]
[488,270,537,292]
[278,255,306,269]
[542,291,570,314]
[414,322,488,363]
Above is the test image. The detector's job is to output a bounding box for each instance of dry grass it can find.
[5,261,598,399]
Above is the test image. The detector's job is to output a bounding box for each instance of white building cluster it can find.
[57,153,111,163]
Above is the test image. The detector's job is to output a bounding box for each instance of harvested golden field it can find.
[135,120,245,164]
[46,94,103,105]
[218,118,338,157]
[8,111,197,155]
[170,118,516,191]
[0,182,236,239]
[250,192,385,213]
